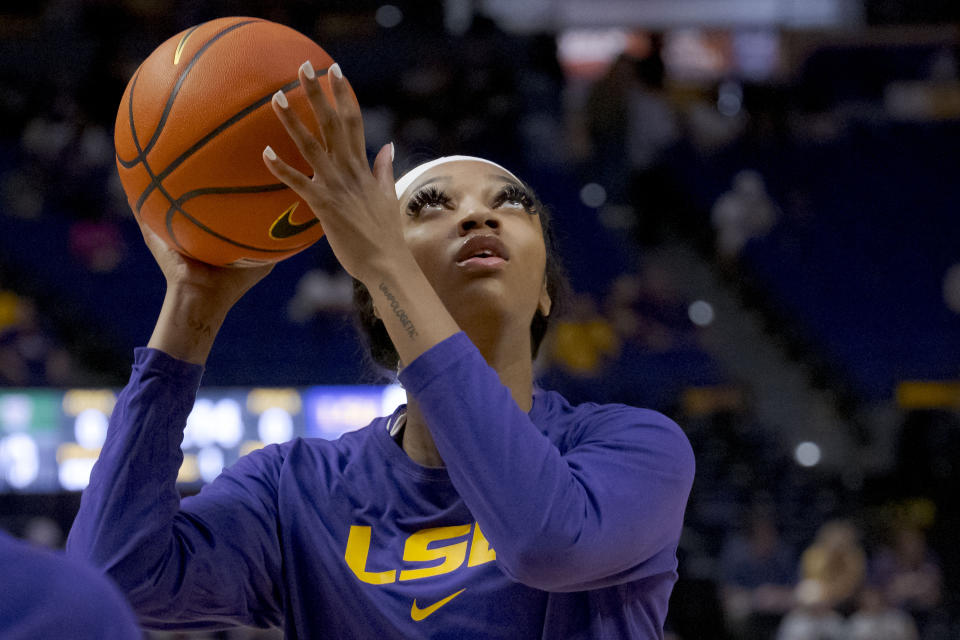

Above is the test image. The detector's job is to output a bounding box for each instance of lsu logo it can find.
[345,522,496,585]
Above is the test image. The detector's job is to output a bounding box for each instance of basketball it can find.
[114,17,353,267]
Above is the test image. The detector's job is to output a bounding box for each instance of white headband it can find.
[394,155,521,198]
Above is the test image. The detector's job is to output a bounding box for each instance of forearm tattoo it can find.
[378,282,418,339]
[186,317,212,339]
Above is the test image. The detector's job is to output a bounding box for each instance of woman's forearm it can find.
[147,285,230,365]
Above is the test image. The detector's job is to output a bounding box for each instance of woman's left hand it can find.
[262,61,409,285]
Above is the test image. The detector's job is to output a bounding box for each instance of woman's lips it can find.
[454,234,510,264]
[456,256,507,270]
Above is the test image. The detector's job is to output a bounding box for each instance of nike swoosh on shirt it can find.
[268,201,319,239]
[410,589,465,621]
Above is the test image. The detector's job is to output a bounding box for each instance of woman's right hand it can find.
[142,225,274,312]
[142,225,274,364]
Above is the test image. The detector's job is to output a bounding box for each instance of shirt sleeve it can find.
[398,332,695,592]
[66,348,284,630]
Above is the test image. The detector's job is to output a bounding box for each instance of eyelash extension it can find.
[406,186,452,216]
[493,184,536,213]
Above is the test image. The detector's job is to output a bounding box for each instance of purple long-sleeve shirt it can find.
[67,331,694,638]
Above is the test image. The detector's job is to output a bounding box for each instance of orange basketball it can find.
[115,17,352,267]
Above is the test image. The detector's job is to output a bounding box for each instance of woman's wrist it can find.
[147,285,229,365]
[356,247,419,289]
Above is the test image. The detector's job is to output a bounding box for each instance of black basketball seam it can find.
[172,185,320,253]
[176,183,288,200]
[116,19,261,169]
[119,19,328,261]
[134,75,312,214]
[124,66,172,227]
[164,201,316,255]
[169,182,314,254]
[163,212,195,258]
[125,68,144,222]
[141,20,260,162]
[125,70,301,257]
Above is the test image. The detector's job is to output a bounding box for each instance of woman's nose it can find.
[458,209,500,233]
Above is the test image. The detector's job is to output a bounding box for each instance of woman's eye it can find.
[407,187,451,216]
[493,185,535,212]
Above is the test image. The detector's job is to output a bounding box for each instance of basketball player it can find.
[68,62,694,638]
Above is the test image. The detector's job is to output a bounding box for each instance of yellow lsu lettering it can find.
[399,524,470,581]
[467,522,496,567]
[345,522,496,585]
[345,525,397,584]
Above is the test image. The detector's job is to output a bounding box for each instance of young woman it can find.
[67,61,695,639]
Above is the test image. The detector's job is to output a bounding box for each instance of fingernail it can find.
[272,90,288,109]
[300,60,315,80]
[330,63,342,79]
[389,142,395,162]
[264,145,277,161]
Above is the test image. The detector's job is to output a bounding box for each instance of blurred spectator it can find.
[69,218,126,273]
[287,268,355,322]
[14,88,116,223]
[0,294,74,386]
[0,290,19,329]
[626,37,682,247]
[604,266,694,353]
[870,525,943,630]
[627,36,680,175]
[847,585,919,640]
[454,15,523,160]
[719,504,797,639]
[683,82,750,153]
[20,94,78,168]
[581,53,636,198]
[798,519,867,615]
[0,166,45,220]
[391,13,524,168]
[710,169,778,262]
[775,578,847,640]
[579,35,681,246]
[542,293,619,377]
[516,32,566,169]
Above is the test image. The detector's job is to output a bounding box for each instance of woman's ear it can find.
[372,302,382,320]
[538,278,552,317]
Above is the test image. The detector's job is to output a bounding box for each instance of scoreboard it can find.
[0,384,406,493]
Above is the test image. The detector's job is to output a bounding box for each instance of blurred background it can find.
[1,0,958,638]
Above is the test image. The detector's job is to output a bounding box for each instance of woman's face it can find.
[397,160,552,336]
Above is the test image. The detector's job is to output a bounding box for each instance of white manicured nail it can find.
[389,142,395,162]
[272,90,288,109]
[264,146,277,161]
[330,63,342,79]
[300,60,315,80]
